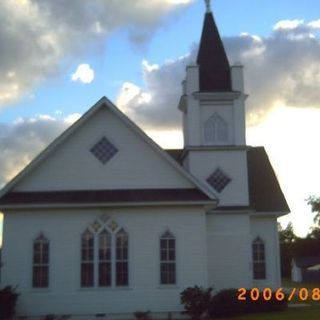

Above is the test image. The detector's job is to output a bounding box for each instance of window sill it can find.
[29,288,52,293]
[158,285,180,289]
[78,286,132,291]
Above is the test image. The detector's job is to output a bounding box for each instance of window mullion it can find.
[111,234,115,287]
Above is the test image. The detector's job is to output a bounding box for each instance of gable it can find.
[10,104,197,193]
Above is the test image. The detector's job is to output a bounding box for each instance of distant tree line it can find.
[278,196,320,277]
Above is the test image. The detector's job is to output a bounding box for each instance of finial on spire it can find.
[205,0,211,13]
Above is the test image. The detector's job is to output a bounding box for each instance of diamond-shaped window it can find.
[207,168,231,193]
[90,137,118,164]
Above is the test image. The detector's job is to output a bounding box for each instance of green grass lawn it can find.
[219,305,320,320]
[281,278,320,304]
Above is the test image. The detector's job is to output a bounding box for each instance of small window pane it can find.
[168,239,175,249]
[81,263,94,287]
[168,249,175,261]
[99,262,111,287]
[116,262,128,286]
[161,250,167,261]
[33,266,49,288]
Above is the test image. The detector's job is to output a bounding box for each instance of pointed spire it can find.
[197,4,232,92]
[205,0,211,13]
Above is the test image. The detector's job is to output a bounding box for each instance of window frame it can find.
[204,112,229,145]
[81,229,95,288]
[115,228,129,287]
[252,237,266,280]
[160,231,176,285]
[80,219,129,289]
[32,234,50,289]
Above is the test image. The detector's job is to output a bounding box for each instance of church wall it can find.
[14,107,193,192]
[206,213,252,289]
[250,215,281,288]
[187,150,249,206]
[1,206,207,316]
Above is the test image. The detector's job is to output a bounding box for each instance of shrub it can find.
[180,286,213,320]
[208,288,288,318]
[0,286,19,320]
[134,310,152,320]
[209,289,246,318]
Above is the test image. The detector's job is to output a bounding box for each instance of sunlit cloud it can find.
[273,19,304,30]
[71,64,95,84]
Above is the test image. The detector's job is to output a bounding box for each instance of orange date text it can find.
[237,287,320,301]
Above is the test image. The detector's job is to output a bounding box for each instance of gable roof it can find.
[0,97,217,208]
[247,147,290,214]
[166,146,290,214]
[197,11,232,92]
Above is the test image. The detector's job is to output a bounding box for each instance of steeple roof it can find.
[197,11,232,92]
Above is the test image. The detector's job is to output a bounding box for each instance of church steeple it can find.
[197,3,231,92]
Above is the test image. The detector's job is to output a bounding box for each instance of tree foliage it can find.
[278,213,320,278]
[307,196,320,225]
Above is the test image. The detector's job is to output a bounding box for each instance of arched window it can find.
[116,229,129,286]
[204,113,228,145]
[98,229,112,287]
[160,231,176,285]
[81,229,94,287]
[252,237,266,280]
[33,234,49,288]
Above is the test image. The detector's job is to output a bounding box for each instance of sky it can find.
[1,0,320,243]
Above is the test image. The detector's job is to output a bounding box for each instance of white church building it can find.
[0,3,289,318]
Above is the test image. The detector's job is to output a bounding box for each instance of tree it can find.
[307,196,320,225]
[278,222,297,244]
[278,222,297,277]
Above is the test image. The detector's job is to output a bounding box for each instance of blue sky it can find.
[1,0,320,240]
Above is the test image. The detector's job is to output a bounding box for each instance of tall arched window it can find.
[98,229,112,287]
[81,229,94,287]
[204,113,228,145]
[252,237,266,280]
[33,234,49,288]
[116,229,129,286]
[160,231,176,285]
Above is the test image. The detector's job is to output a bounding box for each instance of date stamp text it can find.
[237,288,320,301]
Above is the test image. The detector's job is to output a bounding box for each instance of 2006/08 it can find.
[237,288,320,301]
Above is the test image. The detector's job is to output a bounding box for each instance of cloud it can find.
[71,64,95,84]
[117,54,194,129]
[0,0,192,107]
[0,113,81,188]
[273,19,304,31]
[117,19,320,129]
